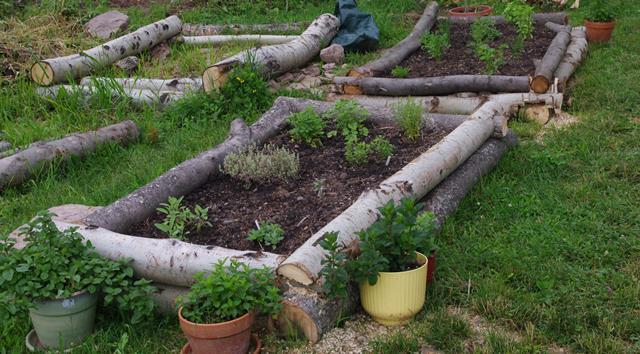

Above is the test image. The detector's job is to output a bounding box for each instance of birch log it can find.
[350,2,438,77]
[80,77,203,93]
[179,35,298,45]
[202,14,339,92]
[334,75,530,96]
[277,101,503,285]
[37,85,184,108]
[555,27,588,91]
[0,121,139,190]
[182,22,306,36]
[31,16,182,86]
[447,12,567,25]
[531,26,571,93]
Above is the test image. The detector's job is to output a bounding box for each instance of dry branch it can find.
[531,25,571,93]
[447,12,567,25]
[202,14,339,91]
[80,77,203,93]
[179,35,298,45]
[555,27,588,91]
[182,22,306,36]
[31,16,182,86]
[37,85,184,108]
[0,121,139,190]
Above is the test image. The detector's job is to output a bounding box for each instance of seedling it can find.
[247,221,285,249]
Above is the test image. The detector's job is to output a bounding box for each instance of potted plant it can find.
[449,1,492,18]
[0,212,156,350]
[584,0,616,43]
[320,198,437,326]
[177,260,282,354]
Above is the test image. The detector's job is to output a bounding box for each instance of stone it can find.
[114,56,139,74]
[268,80,281,90]
[320,44,345,64]
[150,41,171,60]
[302,65,321,77]
[322,63,336,72]
[299,76,322,89]
[84,10,129,40]
[278,72,295,84]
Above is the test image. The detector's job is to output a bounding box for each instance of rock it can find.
[302,65,321,77]
[278,72,295,84]
[299,76,322,89]
[84,10,129,40]
[288,82,306,91]
[322,63,336,72]
[150,41,171,60]
[268,80,281,90]
[114,56,139,74]
[320,44,345,64]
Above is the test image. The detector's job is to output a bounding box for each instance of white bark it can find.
[31,16,182,85]
[277,102,503,285]
[202,14,339,91]
[0,121,139,190]
[37,85,184,108]
[80,77,203,93]
[182,22,306,36]
[179,35,298,45]
[554,27,588,91]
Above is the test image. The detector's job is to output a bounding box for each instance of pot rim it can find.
[376,251,428,276]
[178,306,254,328]
[449,5,492,15]
[584,20,616,26]
[34,288,92,303]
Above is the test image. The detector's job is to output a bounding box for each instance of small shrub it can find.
[177,260,282,324]
[217,60,273,122]
[394,98,424,141]
[319,232,350,299]
[421,23,450,60]
[585,0,616,22]
[503,1,535,39]
[222,144,299,186]
[288,107,326,147]
[324,99,369,136]
[155,197,211,240]
[391,66,410,78]
[475,43,507,75]
[247,221,285,249]
[470,17,501,44]
[345,139,371,165]
[369,136,394,159]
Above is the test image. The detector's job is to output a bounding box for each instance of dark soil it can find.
[130,123,447,255]
[385,22,557,78]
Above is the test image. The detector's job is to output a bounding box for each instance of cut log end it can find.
[31,61,54,86]
[347,68,369,78]
[276,300,320,343]
[531,76,550,94]
[343,84,364,95]
[202,66,228,92]
[277,263,314,286]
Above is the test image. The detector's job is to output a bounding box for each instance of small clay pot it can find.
[585,20,616,43]
[427,251,437,284]
[179,307,255,354]
[448,5,492,18]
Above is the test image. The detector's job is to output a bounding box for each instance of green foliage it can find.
[344,136,394,165]
[369,136,394,160]
[470,17,501,44]
[422,309,472,352]
[394,98,424,141]
[469,17,507,74]
[510,36,525,56]
[0,212,155,324]
[217,60,273,121]
[288,107,326,147]
[247,221,285,249]
[324,99,369,136]
[391,66,410,78]
[369,331,420,354]
[222,144,299,186]
[318,232,350,300]
[178,260,282,324]
[154,197,211,240]
[420,23,450,60]
[585,0,617,22]
[475,43,507,75]
[503,1,535,38]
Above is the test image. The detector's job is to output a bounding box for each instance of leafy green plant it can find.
[154,197,211,240]
[391,66,410,78]
[475,43,507,75]
[177,260,282,324]
[319,232,350,299]
[0,212,155,324]
[345,139,371,165]
[247,221,285,249]
[503,1,535,39]
[421,23,450,60]
[222,144,299,187]
[369,136,394,159]
[394,98,424,141]
[288,107,326,147]
[585,0,616,22]
[324,99,369,138]
[510,36,525,56]
[470,17,501,44]
[216,59,273,121]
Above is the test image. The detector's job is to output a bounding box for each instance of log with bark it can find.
[447,12,567,25]
[182,22,307,36]
[202,14,339,92]
[31,16,182,86]
[349,2,439,77]
[37,85,184,108]
[0,121,139,190]
[554,27,588,91]
[334,75,530,96]
[80,77,203,93]
[178,35,299,45]
[531,25,571,93]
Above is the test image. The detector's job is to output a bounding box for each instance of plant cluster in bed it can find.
[154,196,211,240]
[288,107,326,147]
[394,98,424,141]
[503,2,534,39]
[177,260,281,324]
[0,213,156,324]
[470,18,508,74]
[247,221,285,249]
[420,23,450,61]
[222,144,300,187]
[320,198,437,299]
[391,66,410,78]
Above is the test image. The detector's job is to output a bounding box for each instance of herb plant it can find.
[324,99,370,137]
[503,2,534,39]
[421,23,450,60]
[585,0,616,22]
[288,107,326,147]
[0,212,156,324]
[217,59,273,121]
[345,139,371,165]
[178,260,282,324]
[247,221,285,249]
[394,98,424,141]
[470,17,501,44]
[391,66,410,78]
[369,136,394,160]
[222,144,299,187]
[155,197,211,240]
[476,43,507,75]
[319,232,350,300]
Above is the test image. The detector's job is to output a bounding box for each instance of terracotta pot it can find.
[427,251,437,284]
[585,20,616,43]
[181,333,262,354]
[178,307,255,354]
[448,5,492,18]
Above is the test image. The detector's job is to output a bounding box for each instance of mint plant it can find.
[470,17,501,44]
[475,43,507,75]
[324,99,369,137]
[369,136,394,160]
[585,0,616,22]
[288,107,326,147]
[247,221,285,249]
[154,196,211,240]
[503,2,534,39]
[421,23,450,60]
[319,232,349,299]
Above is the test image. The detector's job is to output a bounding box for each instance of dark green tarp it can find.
[331,0,379,52]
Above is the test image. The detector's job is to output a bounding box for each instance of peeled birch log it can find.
[0,121,139,190]
[182,22,306,36]
[277,101,503,285]
[80,77,203,93]
[202,14,339,92]
[555,27,588,91]
[545,22,572,33]
[31,16,182,86]
[350,2,438,77]
[178,35,298,45]
[531,26,571,93]
[447,12,567,26]
[334,75,530,96]
[37,85,184,108]
[152,283,188,314]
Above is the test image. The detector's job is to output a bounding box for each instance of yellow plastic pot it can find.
[359,252,427,326]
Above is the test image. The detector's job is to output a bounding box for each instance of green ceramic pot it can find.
[29,290,98,349]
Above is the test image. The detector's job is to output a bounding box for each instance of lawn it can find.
[1,0,639,353]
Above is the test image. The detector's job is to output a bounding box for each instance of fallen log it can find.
[0,121,139,190]
[334,75,530,96]
[31,16,182,86]
[37,85,184,108]
[555,27,588,91]
[80,77,203,93]
[182,22,306,36]
[447,12,567,25]
[178,34,298,45]
[349,2,438,77]
[531,25,571,93]
[202,14,339,92]
[545,22,572,33]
